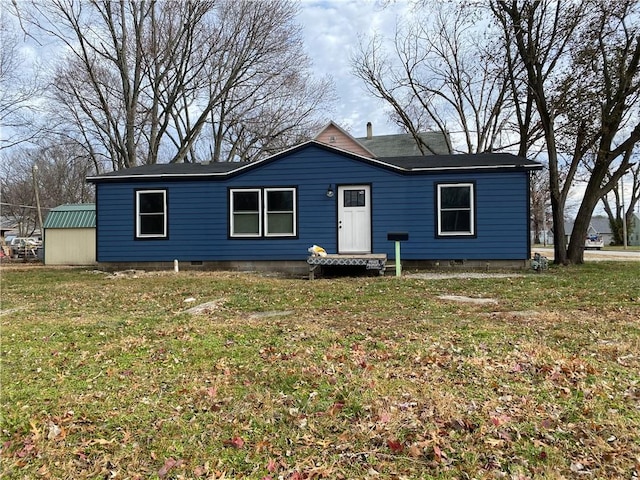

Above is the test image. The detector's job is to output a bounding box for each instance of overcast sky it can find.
[297,0,411,138]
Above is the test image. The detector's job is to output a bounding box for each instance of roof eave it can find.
[86,171,233,183]
[410,164,542,172]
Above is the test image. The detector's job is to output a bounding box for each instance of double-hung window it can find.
[230,189,262,237]
[437,183,475,236]
[136,190,167,238]
[265,188,295,236]
[230,187,296,237]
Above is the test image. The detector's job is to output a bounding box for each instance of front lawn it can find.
[1,263,639,479]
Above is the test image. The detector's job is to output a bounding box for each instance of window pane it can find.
[233,191,259,212]
[267,213,294,234]
[344,189,366,207]
[267,190,293,211]
[441,211,471,233]
[140,214,165,235]
[139,192,164,213]
[441,186,470,209]
[233,213,259,234]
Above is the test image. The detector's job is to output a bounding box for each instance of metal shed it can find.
[43,204,96,265]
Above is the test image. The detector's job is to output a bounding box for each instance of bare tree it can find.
[0,7,44,150]
[352,3,520,154]
[493,0,640,264]
[18,0,332,170]
[530,165,551,244]
[0,142,96,236]
[175,0,333,162]
[601,153,640,244]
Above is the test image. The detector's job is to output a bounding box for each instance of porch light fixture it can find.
[326,185,334,198]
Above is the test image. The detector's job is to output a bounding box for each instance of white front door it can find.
[338,185,371,254]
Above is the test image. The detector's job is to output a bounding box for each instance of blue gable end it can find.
[93,144,535,264]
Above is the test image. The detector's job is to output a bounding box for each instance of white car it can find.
[584,234,604,250]
[8,237,41,258]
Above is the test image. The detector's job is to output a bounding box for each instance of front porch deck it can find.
[306,253,387,280]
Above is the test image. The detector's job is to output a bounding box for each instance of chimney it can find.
[366,122,372,139]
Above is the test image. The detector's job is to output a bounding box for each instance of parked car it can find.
[8,237,41,258]
[584,234,604,250]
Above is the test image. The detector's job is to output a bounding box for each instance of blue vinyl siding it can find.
[96,145,531,262]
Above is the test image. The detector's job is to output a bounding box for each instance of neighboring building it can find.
[43,204,96,265]
[588,216,614,246]
[627,213,640,246]
[355,122,452,156]
[87,131,540,273]
[313,121,377,158]
[0,217,18,239]
[565,214,640,247]
[315,122,452,158]
[564,217,611,247]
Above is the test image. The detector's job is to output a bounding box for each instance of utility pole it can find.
[32,165,44,238]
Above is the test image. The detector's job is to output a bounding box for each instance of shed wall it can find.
[45,228,96,265]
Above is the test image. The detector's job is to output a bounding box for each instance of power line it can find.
[0,202,51,210]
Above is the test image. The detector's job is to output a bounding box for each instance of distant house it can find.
[630,213,640,246]
[87,123,540,273]
[313,121,377,158]
[43,204,96,265]
[564,216,611,246]
[565,214,640,246]
[0,217,18,239]
[315,121,452,158]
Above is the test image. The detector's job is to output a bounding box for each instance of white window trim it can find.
[437,183,475,236]
[230,188,262,237]
[136,189,167,238]
[264,187,296,237]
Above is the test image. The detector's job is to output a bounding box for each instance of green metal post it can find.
[395,240,401,277]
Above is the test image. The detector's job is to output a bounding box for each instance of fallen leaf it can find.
[47,422,62,440]
[433,444,447,462]
[158,457,180,478]
[408,444,422,457]
[490,415,510,427]
[378,411,391,423]
[224,436,244,449]
[387,438,404,453]
[328,402,344,416]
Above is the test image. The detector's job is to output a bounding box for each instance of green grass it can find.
[1,263,639,479]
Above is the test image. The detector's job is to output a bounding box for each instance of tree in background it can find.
[0,9,44,150]
[493,0,640,264]
[13,0,332,170]
[351,2,538,154]
[530,166,551,244]
[360,0,640,264]
[0,142,95,236]
[601,153,640,244]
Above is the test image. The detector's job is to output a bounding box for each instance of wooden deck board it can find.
[307,253,387,280]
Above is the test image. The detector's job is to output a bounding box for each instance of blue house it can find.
[87,139,541,274]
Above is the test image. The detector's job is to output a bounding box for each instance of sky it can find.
[6,0,407,141]
[297,0,411,138]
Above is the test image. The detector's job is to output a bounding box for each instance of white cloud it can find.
[298,0,410,137]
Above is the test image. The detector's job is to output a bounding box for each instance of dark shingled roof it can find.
[87,142,540,182]
[88,161,249,180]
[378,153,540,170]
